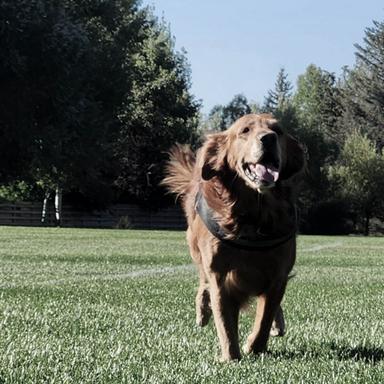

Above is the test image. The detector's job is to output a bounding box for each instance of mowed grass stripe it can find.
[0,232,347,289]
[0,227,383,383]
[300,240,344,252]
[0,238,351,289]
[0,264,195,289]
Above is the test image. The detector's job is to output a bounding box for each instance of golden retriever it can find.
[162,113,304,361]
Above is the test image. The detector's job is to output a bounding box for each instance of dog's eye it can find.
[241,127,250,134]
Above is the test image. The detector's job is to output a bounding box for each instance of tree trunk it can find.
[41,191,50,223]
[54,186,62,227]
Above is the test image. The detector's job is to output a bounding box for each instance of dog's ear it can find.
[280,135,305,180]
[200,132,228,180]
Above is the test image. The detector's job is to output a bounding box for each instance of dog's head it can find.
[200,114,304,193]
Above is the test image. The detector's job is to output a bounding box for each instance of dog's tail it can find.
[162,144,195,199]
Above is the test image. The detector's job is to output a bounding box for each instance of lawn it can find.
[0,227,383,383]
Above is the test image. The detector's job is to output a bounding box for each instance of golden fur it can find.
[163,114,304,361]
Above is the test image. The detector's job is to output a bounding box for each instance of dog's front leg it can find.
[209,274,241,361]
[195,266,212,327]
[243,280,287,354]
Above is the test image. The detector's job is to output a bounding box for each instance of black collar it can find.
[195,189,297,251]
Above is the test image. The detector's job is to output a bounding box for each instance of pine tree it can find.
[263,68,293,113]
[340,20,384,144]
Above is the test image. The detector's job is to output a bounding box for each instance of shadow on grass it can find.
[330,342,384,364]
[269,342,384,364]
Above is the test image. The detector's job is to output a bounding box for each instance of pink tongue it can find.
[254,164,279,183]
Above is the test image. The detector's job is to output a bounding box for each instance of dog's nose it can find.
[260,132,277,149]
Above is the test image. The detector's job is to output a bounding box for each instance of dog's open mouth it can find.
[243,152,280,187]
[244,163,279,184]
[242,151,280,192]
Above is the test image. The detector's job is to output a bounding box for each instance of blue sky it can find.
[145,0,384,113]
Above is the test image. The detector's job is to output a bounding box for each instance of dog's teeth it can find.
[245,167,260,183]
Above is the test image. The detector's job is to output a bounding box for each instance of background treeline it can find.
[0,0,200,209]
[1,0,384,234]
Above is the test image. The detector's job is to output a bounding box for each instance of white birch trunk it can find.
[54,186,62,226]
[41,191,50,223]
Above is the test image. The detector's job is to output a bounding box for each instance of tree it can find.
[114,22,200,207]
[223,94,251,125]
[339,20,384,145]
[204,105,226,132]
[292,65,342,207]
[264,66,344,231]
[294,64,342,144]
[263,68,293,113]
[203,94,251,132]
[0,0,134,203]
[0,0,199,209]
[328,131,384,235]
[0,0,113,218]
[262,68,298,137]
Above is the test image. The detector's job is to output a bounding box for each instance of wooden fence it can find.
[0,202,186,229]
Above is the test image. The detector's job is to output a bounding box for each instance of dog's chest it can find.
[223,253,277,296]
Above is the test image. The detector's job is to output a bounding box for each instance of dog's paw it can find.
[270,324,285,337]
[271,306,285,336]
[242,338,267,355]
[242,343,252,355]
[218,353,241,363]
[196,315,210,327]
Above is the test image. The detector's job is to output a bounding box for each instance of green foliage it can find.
[263,68,293,113]
[0,0,199,207]
[115,23,200,206]
[0,181,41,203]
[0,0,96,184]
[262,68,298,137]
[292,65,341,214]
[328,131,384,234]
[221,94,251,126]
[203,94,251,131]
[294,64,342,144]
[339,20,384,143]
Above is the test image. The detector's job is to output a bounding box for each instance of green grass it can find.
[0,227,384,383]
